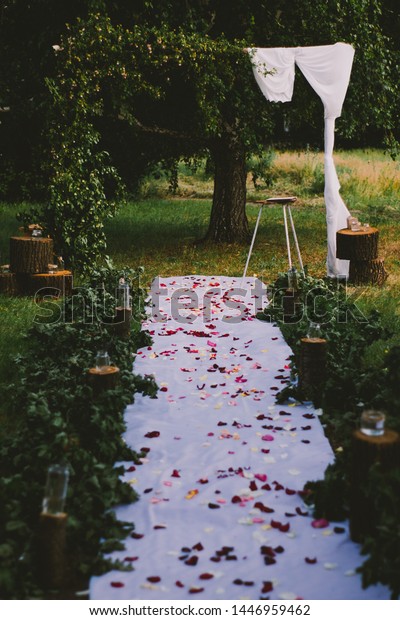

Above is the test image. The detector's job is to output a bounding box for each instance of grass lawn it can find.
[1,148,399,425]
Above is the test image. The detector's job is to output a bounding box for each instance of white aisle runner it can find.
[90,276,389,600]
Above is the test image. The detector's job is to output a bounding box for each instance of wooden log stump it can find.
[349,258,388,286]
[27,270,73,298]
[282,289,301,321]
[336,228,379,261]
[87,366,120,393]
[0,271,21,295]
[36,512,67,590]
[350,429,400,542]
[113,307,132,338]
[10,235,54,274]
[298,337,327,396]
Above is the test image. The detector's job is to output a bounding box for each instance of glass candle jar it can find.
[360,410,385,437]
[42,464,69,515]
[307,321,322,340]
[287,267,298,291]
[95,350,110,371]
[117,278,131,309]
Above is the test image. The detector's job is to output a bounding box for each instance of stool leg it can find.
[288,206,304,273]
[243,206,263,278]
[283,205,292,270]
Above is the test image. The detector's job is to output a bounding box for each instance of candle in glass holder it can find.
[360,410,385,437]
[117,277,131,309]
[287,267,298,291]
[95,350,110,371]
[42,464,69,515]
[307,321,322,340]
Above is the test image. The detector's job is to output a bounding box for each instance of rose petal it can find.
[144,431,160,438]
[262,581,274,593]
[312,519,330,529]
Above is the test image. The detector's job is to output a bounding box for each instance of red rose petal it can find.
[260,546,275,556]
[111,581,125,588]
[189,587,204,594]
[192,542,204,551]
[176,580,185,588]
[311,518,329,529]
[145,431,160,438]
[147,576,161,583]
[185,556,198,566]
[305,557,317,564]
[262,581,274,593]
[199,573,214,580]
[254,501,274,514]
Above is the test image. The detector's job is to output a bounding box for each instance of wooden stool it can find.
[243,197,303,278]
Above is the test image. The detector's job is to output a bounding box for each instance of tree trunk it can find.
[204,135,249,243]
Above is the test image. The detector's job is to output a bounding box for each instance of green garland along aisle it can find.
[258,273,400,599]
[0,264,157,599]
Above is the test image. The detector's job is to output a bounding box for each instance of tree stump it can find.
[87,366,120,393]
[350,429,400,542]
[10,236,54,274]
[113,307,132,338]
[27,270,73,298]
[0,271,21,295]
[282,289,301,321]
[36,512,67,590]
[336,228,379,261]
[336,228,387,285]
[298,337,327,396]
[349,258,388,286]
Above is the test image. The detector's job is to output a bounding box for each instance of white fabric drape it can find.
[249,43,355,277]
